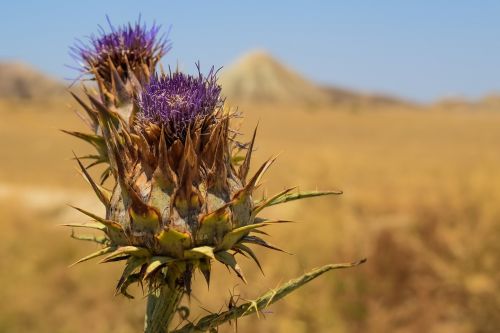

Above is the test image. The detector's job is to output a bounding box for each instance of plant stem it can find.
[144,285,184,333]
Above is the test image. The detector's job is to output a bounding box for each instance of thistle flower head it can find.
[66,19,352,333]
[138,66,223,137]
[71,16,170,81]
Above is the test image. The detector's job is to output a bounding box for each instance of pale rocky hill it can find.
[431,94,500,112]
[220,50,412,108]
[0,62,67,101]
[219,51,331,106]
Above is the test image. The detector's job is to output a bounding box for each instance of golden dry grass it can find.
[1,99,500,332]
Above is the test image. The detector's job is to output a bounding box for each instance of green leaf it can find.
[69,246,116,267]
[198,258,211,287]
[217,223,269,251]
[73,153,111,207]
[69,91,99,130]
[215,251,246,283]
[156,228,192,258]
[62,221,106,231]
[238,124,258,182]
[252,187,296,217]
[184,246,215,260]
[116,256,148,297]
[235,156,278,200]
[69,205,123,231]
[241,236,291,254]
[70,231,108,245]
[99,166,113,185]
[263,190,343,208]
[144,256,177,279]
[62,130,105,151]
[171,259,367,333]
[101,246,150,263]
[117,273,142,299]
[233,243,264,274]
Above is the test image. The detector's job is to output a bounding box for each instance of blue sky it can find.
[1,1,500,102]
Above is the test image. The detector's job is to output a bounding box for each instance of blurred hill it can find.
[431,94,500,112]
[219,50,413,109]
[2,57,498,112]
[219,51,331,106]
[0,62,67,101]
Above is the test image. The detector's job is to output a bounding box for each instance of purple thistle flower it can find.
[70,16,171,81]
[138,66,223,137]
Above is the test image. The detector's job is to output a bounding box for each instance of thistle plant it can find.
[64,18,365,333]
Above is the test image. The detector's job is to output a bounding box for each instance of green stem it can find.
[144,285,184,333]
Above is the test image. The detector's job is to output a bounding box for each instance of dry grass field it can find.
[1,98,500,332]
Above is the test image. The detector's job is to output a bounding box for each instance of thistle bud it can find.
[67,18,171,183]
[71,17,170,122]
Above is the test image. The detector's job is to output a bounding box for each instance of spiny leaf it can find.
[62,130,106,150]
[116,256,147,297]
[253,217,294,224]
[61,221,106,231]
[171,259,367,333]
[217,222,279,251]
[241,235,291,254]
[70,91,99,130]
[144,256,177,279]
[70,231,108,245]
[235,156,278,199]
[263,190,343,208]
[69,246,116,267]
[68,205,123,231]
[198,258,211,288]
[73,153,110,207]
[184,246,215,260]
[101,246,151,263]
[99,166,113,185]
[252,187,296,217]
[104,254,131,263]
[118,273,142,299]
[238,123,258,183]
[215,251,247,283]
[249,229,270,236]
[233,243,264,275]
[86,159,106,169]
[156,228,193,258]
[73,154,102,161]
